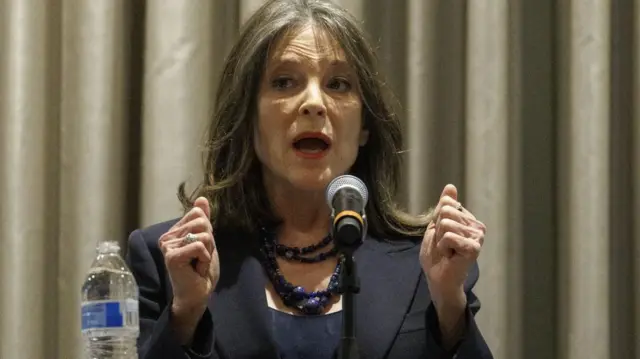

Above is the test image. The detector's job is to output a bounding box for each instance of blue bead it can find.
[292,286,305,299]
[304,298,320,313]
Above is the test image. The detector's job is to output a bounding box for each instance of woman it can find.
[126,0,493,358]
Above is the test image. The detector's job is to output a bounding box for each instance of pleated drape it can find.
[557,2,611,358]
[0,2,60,358]
[0,1,638,358]
[57,2,132,358]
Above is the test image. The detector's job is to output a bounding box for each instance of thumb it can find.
[440,184,458,201]
[193,197,211,219]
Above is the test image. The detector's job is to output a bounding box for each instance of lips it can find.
[292,132,331,158]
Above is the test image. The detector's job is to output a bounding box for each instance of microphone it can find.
[326,175,366,359]
[325,175,369,251]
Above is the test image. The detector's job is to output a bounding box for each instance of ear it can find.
[359,129,369,147]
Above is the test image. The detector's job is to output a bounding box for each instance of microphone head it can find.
[325,174,369,208]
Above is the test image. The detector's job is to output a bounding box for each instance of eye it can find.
[327,77,352,92]
[271,76,295,90]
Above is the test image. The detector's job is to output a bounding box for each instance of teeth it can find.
[299,148,323,154]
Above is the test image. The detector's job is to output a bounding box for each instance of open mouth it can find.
[292,133,332,157]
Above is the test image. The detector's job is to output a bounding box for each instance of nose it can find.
[299,81,326,117]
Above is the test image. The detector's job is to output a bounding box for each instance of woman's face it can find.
[255,25,368,193]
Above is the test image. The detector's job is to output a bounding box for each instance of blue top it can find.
[270,308,342,359]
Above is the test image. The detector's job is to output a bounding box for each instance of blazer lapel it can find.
[209,233,280,359]
[354,237,423,359]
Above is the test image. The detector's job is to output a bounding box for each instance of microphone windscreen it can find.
[325,175,369,208]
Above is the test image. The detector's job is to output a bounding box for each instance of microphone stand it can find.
[334,216,363,359]
[337,249,359,359]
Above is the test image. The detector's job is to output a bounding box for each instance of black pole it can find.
[337,253,360,359]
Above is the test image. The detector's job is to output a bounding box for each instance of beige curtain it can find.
[0,0,637,358]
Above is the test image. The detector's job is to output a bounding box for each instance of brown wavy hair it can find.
[178,0,432,238]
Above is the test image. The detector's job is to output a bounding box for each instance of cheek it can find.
[254,107,269,163]
[254,122,277,163]
[332,117,365,166]
[341,132,364,162]
[337,106,364,149]
[253,127,265,163]
[255,104,288,164]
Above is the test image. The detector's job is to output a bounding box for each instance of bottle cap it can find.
[97,241,121,254]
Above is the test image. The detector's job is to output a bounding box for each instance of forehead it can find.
[267,25,349,68]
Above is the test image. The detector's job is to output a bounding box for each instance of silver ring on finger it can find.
[183,233,197,245]
[456,202,463,212]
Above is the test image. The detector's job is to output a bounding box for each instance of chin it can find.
[286,169,334,192]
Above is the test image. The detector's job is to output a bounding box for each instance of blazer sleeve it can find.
[125,229,219,359]
[424,262,493,359]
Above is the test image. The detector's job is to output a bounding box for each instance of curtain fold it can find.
[557,1,611,358]
[0,1,60,358]
[57,2,129,358]
[464,1,511,357]
[0,1,637,358]
[406,0,438,213]
[634,3,640,357]
[141,0,218,227]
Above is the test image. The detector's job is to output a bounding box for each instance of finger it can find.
[174,216,213,239]
[458,205,474,218]
[161,232,214,254]
[427,185,459,227]
[159,209,208,248]
[434,195,460,218]
[432,196,461,236]
[165,241,211,272]
[435,217,484,244]
[438,205,466,223]
[193,197,211,220]
[438,205,485,233]
[195,258,211,278]
[440,184,458,201]
[171,204,209,230]
[436,232,481,259]
[184,231,214,255]
[469,217,486,234]
[176,218,214,254]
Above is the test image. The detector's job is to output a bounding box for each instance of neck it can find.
[264,176,332,248]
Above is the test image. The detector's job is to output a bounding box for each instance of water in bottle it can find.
[81,240,139,359]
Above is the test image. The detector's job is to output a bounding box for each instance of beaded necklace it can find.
[259,228,342,315]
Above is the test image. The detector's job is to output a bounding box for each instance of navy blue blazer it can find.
[125,219,493,359]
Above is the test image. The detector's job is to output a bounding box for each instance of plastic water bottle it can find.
[81,240,139,359]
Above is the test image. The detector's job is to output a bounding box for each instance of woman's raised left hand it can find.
[419,184,486,308]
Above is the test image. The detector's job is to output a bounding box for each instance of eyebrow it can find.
[266,57,352,72]
[327,59,352,70]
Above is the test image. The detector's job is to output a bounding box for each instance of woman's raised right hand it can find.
[158,197,219,343]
